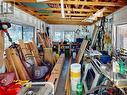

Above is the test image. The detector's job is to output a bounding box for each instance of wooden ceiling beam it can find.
[4,0,36,2]
[37,8,112,13]
[44,17,84,21]
[41,16,86,19]
[44,1,125,7]
[47,21,92,25]
[65,13,91,16]
[49,13,109,17]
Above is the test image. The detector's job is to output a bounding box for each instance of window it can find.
[64,31,74,42]
[53,31,74,42]
[54,32,64,42]
[116,24,127,49]
[23,26,34,42]
[5,23,22,48]
[4,23,35,48]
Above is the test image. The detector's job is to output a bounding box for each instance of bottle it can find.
[76,82,83,95]
[119,59,125,74]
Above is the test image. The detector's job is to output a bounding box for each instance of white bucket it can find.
[70,63,81,91]
[71,78,80,91]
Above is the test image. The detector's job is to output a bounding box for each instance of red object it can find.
[2,30,8,33]
[7,84,21,95]
[0,83,22,95]
[108,89,113,94]
[0,86,6,95]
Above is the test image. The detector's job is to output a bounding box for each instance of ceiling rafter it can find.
[39,7,113,13]
[41,16,86,19]
[6,0,127,25]
[48,21,92,25]
[44,1,125,7]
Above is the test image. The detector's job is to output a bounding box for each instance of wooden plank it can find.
[43,48,54,65]
[75,40,88,63]
[18,40,31,60]
[44,1,124,6]
[18,39,38,66]
[11,48,30,80]
[27,41,42,66]
[5,0,36,2]
[5,48,20,80]
[5,50,20,80]
[45,13,92,17]
[65,58,71,95]
[47,21,92,25]
[37,32,46,48]
[48,54,65,92]
[0,31,4,68]
[41,8,99,12]
[41,16,86,20]
[6,48,30,80]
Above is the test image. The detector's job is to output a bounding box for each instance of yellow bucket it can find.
[70,63,81,91]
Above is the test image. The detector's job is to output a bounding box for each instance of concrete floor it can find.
[55,58,70,95]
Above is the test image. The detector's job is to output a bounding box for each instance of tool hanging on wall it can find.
[0,21,12,43]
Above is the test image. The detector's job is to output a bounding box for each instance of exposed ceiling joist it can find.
[4,0,36,2]
[41,16,86,19]
[38,8,112,13]
[5,0,127,25]
[44,1,125,7]
[45,19,83,22]
[48,21,92,25]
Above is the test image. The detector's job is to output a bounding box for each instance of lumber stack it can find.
[75,40,88,63]
[25,40,42,66]
[37,32,52,48]
[5,38,59,81]
[6,48,30,80]
[18,39,41,66]
[48,54,65,92]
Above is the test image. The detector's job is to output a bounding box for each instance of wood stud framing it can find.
[6,0,127,25]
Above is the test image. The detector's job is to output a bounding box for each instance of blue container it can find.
[100,55,111,64]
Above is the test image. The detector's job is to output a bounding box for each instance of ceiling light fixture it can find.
[61,0,65,18]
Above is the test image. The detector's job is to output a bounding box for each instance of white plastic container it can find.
[70,63,81,91]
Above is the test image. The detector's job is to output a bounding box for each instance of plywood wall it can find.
[0,31,4,67]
